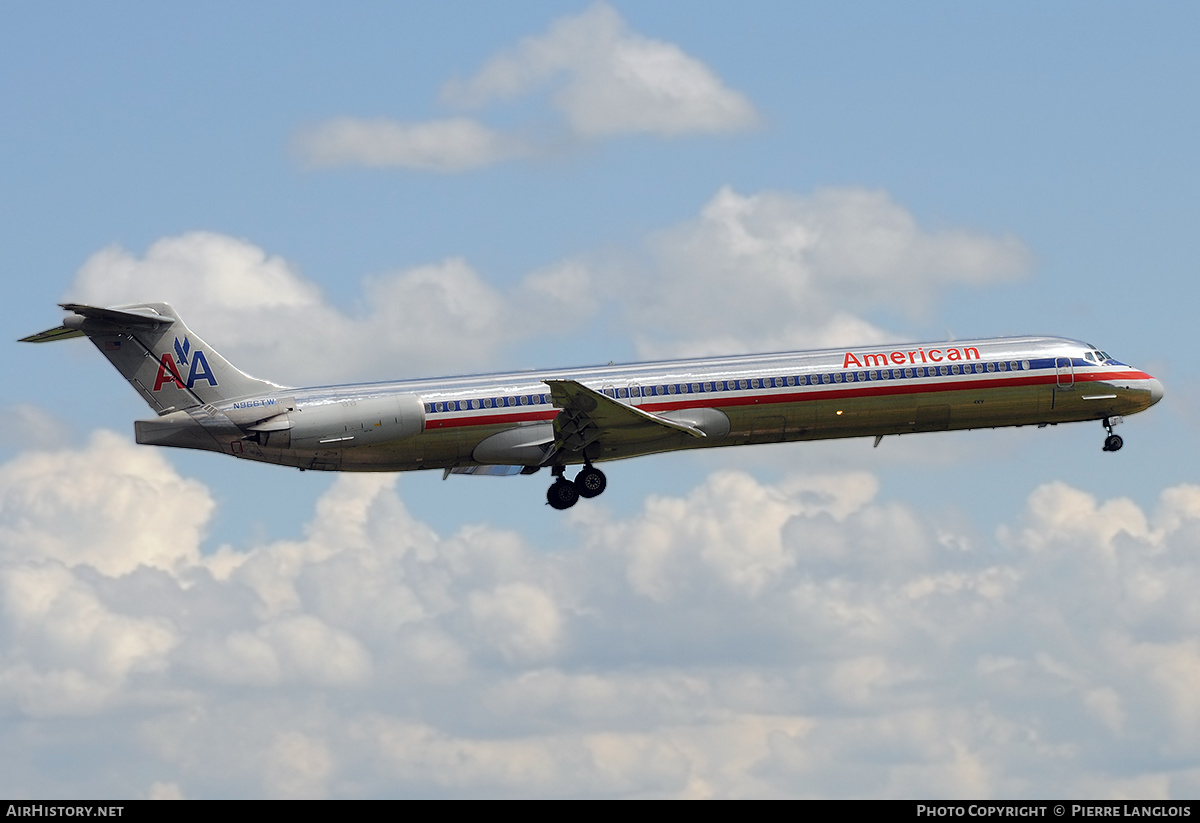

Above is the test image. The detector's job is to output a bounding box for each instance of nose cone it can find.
[1148,377,1164,405]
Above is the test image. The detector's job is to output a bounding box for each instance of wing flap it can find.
[543,378,706,455]
[445,465,527,478]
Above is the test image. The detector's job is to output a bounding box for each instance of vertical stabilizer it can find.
[21,303,283,414]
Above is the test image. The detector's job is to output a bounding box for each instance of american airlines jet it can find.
[23,303,1163,510]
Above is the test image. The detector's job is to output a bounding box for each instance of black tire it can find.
[1105,434,1124,452]
[575,467,607,498]
[547,479,580,509]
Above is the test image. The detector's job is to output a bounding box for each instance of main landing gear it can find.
[546,464,607,510]
[1102,416,1124,452]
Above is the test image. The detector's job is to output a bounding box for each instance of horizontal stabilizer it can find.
[19,326,85,343]
[58,303,174,328]
[20,303,173,343]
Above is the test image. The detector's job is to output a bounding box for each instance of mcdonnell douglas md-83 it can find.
[22,303,1163,509]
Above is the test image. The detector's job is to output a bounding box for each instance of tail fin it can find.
[21,302,282,414]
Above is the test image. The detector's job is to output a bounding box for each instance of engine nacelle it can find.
[247,394,425,450]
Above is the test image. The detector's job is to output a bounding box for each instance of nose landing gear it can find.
[545,464,608,509]
[1102,416,1124,452]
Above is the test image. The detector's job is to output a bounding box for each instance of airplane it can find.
[22,303,1163,510]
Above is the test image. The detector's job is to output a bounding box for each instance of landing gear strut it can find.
[544,463,607,509]
[1102,416,1124,452]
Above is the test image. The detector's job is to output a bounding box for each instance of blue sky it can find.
[1,2,1198,798]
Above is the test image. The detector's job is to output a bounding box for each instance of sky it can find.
[1,1,1198,799]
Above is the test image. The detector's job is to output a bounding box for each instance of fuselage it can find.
[196,335,1162,473]
[24,303,1164,509]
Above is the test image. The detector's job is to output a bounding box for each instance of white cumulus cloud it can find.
[293,117,528,172]
[2,430,1200,796]
[296,3,758,171]
[442,2,759,138]
[0,430,210,577]
[626,186,1032,358]
[67,232,579,385]
[60,182,1031,390]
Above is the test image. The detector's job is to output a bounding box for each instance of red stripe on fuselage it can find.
[426,409,555,429]
[423,369,1153,430]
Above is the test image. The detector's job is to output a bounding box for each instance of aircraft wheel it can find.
[1104,434,1124,452]
[547,479,580,510]
[575,467,607,499]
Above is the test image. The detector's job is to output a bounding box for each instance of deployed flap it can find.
[543,378,706,454]
[445,465,526,478]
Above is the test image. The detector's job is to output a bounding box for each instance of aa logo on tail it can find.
[153,336,218,391]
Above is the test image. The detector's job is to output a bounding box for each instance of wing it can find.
[543,378,708,455]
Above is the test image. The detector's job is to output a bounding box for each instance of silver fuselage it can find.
[174,335,1161,472]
